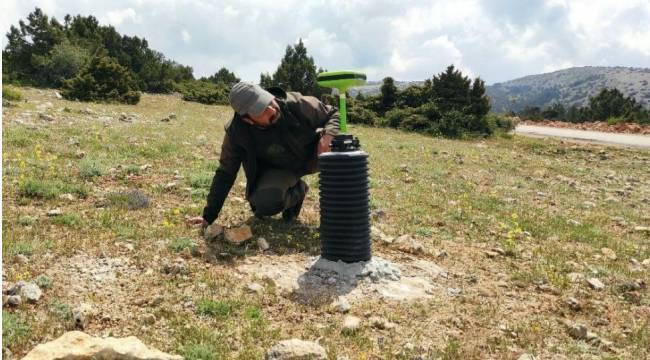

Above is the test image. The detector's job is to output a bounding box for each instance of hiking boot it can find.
[282,182,308,223]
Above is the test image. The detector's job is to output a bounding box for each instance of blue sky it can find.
[2,0,649,84]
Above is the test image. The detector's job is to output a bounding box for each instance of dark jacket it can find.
[202,88,339,224]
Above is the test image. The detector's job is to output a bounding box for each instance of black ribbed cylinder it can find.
[318,146,371,263]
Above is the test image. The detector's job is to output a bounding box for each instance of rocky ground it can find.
[3,87,650,359]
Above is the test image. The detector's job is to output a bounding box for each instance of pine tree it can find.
[380,77,398,113]
[469,77,490,118]
[431,65,472,113]
[207,67,240,85]
[269,39,319,95]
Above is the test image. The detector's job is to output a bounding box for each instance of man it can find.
[200,82,339,229]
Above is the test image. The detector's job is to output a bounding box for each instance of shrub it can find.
[179,80,229,105]
[107,189,151,210]
[62,48,141,104]
[437,110,473,138]
[381,107,414,128]
[399,113,432,132]
[3,85,23,101]
[196,299,239,319]
[3,311,30,348]
[19,178,88,199]
[348,105,380,125]
[169,237,196,253]
[78,159,104,180]
[51,213,83,227]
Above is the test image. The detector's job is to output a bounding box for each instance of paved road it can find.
[515,125,650,148]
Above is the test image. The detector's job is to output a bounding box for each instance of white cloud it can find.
[181,29,191,44]
[2,0,649,83]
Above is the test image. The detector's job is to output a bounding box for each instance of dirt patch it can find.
[521,120,650,135]
[236,254,446,305]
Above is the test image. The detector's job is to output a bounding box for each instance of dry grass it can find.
[3,87,649,359]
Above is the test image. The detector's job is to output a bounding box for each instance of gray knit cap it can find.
[229,82,274,117]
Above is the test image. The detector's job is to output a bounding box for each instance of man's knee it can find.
[251,188,285,216]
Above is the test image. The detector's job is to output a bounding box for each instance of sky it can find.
[2,0,649,84]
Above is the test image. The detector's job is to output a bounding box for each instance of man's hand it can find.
[318,133,334,155]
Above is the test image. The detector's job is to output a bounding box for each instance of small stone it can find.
[19,282,42,303]
[642,259,650,267]
[75,150,86,159]
[162,258,187,275]
[518,354,537,360]
[581,201,596,209]
[436,250,449,259]
[59,193,76,201]
[7,295,22,306]
[342,315,361,332]
[47,208,63,217]
[587,278,605,291]
[164,182,177,190]
[566,297,581,311]
[160,117,170,122]
[247,283,264,294]
[484,250,500,258]
[371,209,386,220]
[15,254,29,264]
[141,313,156,325]
[601,247,617,260]
[73,303,92,330]
[567,272,584,283]
[265,339,327,360]
[54,91,62,99]
[39,113,56,121]
[634,226,650,233]
[567,219,581,227]
[204,223,224,241]
[168,113,177,119]
[257,237,270,251]
[393,234,424,254]
[447,287,462,296]
[567,323,588,340]
[82,107,94,114]
[225,225,253,244]
[331,296,350,313]
[369,316,396,330]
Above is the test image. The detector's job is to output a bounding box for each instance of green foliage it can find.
[106,189,151,210]
[431,65,472,113]
[36,275,52,289]
[18,178,88,199]
[78,158,104,180]
[204,67,240,86]
[50,213,83,227]
[178,80,229,105]
[3,7,195,92]
[62,48,141,104]
[3,85,23,100]
[169,237,196,253]
[260,39,324,96]
[589,88,641,121]
[196,299,239,319]
[3,311,30,348]
[348,104,380,125]
[380,77,398,113]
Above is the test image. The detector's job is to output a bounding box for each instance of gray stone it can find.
[265,339,327,360]
[15,254,29,264]
[393,234,424,254]
[203,223,223,241]
[225,225,253,244]
[247,282,264,294]
[369,316,396,330]
[517,354,537,360]
[331,296,350,313]
[7,295,22,306]
[47,208,63,217]
[39,113,56,122]
[20,282,42,303]
[567,323,588,340]
[587,278,605,290]
[257,237,270,251]
[566,297,581,311]
[141,314,156,325]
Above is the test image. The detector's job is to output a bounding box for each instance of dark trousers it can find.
[249,169,307,216]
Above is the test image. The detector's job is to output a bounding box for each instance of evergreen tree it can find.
[206,67,240,85]
[380,77,398,112]
[259,72,273,88]
[469,77,490,118]
[589,88,641,121]
[431,65,472,113]
[269,39,320,95]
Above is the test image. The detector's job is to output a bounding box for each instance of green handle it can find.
[339,93,347,133]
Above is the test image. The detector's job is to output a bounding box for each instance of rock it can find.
[164,182,177,190]
[39,113,56,122]
[331,296,350,313]
[371,209,386,220]
[7,295,22,306]
[567,219,581,227]
[160,117,170,122]
[203,223,224,241]
[581,201,596,209]
[20,282,42,303]
[47,208,63,217]
[371,226,394,244]
[393,234,424,254]
[484,250,500,258]
[643,258,650,267]
[141,313,156,325]
[225,225,253,244]
[601,247,617,260]
[59,193,76,201]
[75,150,86,159]
[73,303,93,330]
[15,254,29,264]
[265,339,327,360]
[54,91,63,99]
[567,272,584,283]
[82,107,94,115]
[634,226,650,233]
[21,331,182,360]
[342,315,361,332]
[567,323,588,340]
[566,297,582,311]
[162,258,187,275]
[257,237,270,251]
[247,282,264,294]
[436,250,449,259]
[587,278,605,290]
[168,113,177,119]
[369,316,396,330]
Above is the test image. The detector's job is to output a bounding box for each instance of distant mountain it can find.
[349,66,650,113]
[486,66,650,113]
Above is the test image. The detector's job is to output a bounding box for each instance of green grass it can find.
[2,311,30,348]
[169,237,196,253]
[195,299,240,319]
[50,213,83,227]
[18,178,88,199]
[78,158,104,180]
[3,85,23,101]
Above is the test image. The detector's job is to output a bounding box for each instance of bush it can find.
[381,107,414,128]
[486,113,516,132]
[3,85,23,101]
[106,189,150,210]
[18,178,88,199]
[438,110,473,138]
[347,105,380,125]
[62,48,141,104]
[399,113,432,132]
[78,159,104,180]
[32,40,90,87]
[179,80,229,105]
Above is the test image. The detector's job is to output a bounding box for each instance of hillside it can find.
[486,66,650,113]
[3,88,650,359]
